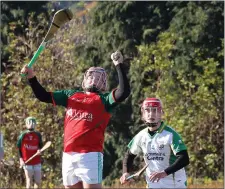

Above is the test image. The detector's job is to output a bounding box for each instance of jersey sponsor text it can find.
[145,152,165,161]
[66,108,93,122]
[24,144,38,150]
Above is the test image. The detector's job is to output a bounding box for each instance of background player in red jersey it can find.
[17,117,43,189]
[21,51,130,188]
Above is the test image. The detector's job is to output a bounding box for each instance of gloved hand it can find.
[19,158,25,167]
[37,149,41,155]
[20,65,35,79]
[111,51,123,66]
[120,172,133,184]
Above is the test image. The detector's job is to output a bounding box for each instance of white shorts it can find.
[23,163,42,171]
[62,152,103,186]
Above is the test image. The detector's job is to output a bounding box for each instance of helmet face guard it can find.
[141,98,163,127]
[25,117,37,130]
[82,67,107,92]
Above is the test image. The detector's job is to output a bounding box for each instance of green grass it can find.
[106,177,224,188]
[1,176,223,188]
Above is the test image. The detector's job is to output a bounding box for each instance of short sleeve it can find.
[128,135,142,155]
[52,89,79,107]
[99,89,118,113]
[17,132,24,149]
[170,132,187,155]
[35,132,43,148]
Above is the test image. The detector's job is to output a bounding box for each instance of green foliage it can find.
[1,1,49,73]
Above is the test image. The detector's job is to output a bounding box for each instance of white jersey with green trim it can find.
[128,122,187,188]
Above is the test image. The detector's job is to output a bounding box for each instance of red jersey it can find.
[52,89,117,153]
[17,130,42,165]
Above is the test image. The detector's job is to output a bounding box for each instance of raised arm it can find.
[111,51,130,102]
[21,65,52,103]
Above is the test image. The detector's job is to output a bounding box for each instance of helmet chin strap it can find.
[145,121,161,128]
[86,86,100,93]
[146,122,158,127]
[28,128,34,131]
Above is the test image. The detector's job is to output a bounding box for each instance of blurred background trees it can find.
[1,1,223,187]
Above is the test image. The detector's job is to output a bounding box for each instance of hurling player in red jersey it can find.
[17,117,43,189]
[21,51,130,188]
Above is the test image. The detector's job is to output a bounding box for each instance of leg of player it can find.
[33,164,41,188]
[65,182,83,188]
[62,153,83,188]
[82,182,102,188]
[62,152,103,189]
[0,132,4,172]
[78,152,103,189]
[24,167,34,189]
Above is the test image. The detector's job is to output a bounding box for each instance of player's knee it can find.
[34,180,41,185]
[34,181,41,189]
[34,175,41,185]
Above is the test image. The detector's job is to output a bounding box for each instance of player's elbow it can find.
[125,85,131,98]
[116,84,131,102]
[183,152,190,167]
[116,91,130,102]
[122,87,131,100]
[186,155,190,166]
[35,93,52,103]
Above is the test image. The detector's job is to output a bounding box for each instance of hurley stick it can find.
[126,163,149,181]
[21,8,73,76]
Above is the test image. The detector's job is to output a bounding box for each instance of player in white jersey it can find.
[120,98,189,188]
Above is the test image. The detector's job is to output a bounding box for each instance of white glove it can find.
[111,51,123,66]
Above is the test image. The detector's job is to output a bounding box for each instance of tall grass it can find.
[1,171,223,189]
[105,177,224,188]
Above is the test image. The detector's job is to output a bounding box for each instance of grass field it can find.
[107,177,224,188]
[1,174,223,188]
